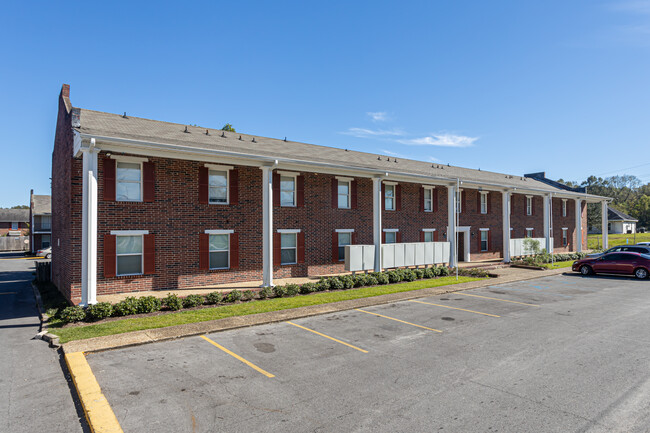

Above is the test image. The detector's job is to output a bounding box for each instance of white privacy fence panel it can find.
[345,242,450,272]
[510,238,553,256]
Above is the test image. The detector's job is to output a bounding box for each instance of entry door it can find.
[457,233,465,262]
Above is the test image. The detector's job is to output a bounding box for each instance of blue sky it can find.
[1,0,650,207]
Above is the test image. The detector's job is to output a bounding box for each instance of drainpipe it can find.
[261,160,278,287]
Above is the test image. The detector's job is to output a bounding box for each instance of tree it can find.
[221,123,236,132]
[10,205,28,209]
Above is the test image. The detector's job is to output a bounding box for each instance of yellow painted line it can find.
[64,352,123,433]
[457,292,540,307]
[200,335,275,378]
[409,300,500,317]
[286,321,368,353]
[355,308,442,332]
[0,257,41,260]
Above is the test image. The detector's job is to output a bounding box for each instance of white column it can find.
[502,191,511,263]
[261,166,274,287]
[80,143,98,306]
[575,198,583,252]
[543,194,551,253]
[448,184,457,267]
[602,200,608,250]
[372,177,382,272]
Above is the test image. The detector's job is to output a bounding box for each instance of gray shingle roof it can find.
[32,195,51,215]
[608,207,637,222]
[75,108,598,195]
[0,209,29,223]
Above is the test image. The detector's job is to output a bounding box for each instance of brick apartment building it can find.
[51,85,611,305]
[29,191,51,252]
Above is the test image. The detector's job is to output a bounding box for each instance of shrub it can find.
[163,294,183,311]
[112,297,139,317]
[284,284,300,296]
[183,294,205,308]
[242,290,255,301]
[273,285,287,298]
[329,277,344,290]
[373,272,389,285]
[136,296,161,313]
[438,266,450,276]
[387,271,402,283]
[317,278,331,291]
[86,302,113,321]
[423,267,434,279]
[414,269,424,279]
[205,291,223,305]
[402,269,417,282]
[59,306,86,323]
[366,275,378,286]
[226,290,242,302]
[258,286,274,299]
[354,274,369,287]
[299,283,315,294]
[339,275,354,289]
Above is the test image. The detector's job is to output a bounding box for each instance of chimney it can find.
[71,107,81,128]
[61,83,70,98]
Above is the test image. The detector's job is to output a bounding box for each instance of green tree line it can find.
[557,175,650,231]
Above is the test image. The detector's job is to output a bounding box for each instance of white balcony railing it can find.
[345,242,451,272]
[509,238,553,257]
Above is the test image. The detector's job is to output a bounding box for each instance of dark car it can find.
[587,245,650,257]
[572,252,650,279]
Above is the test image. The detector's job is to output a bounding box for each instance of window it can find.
[208,234,229,269]
[384,231,397,244]
[116,235,143,276]
[41,234,51,249]
[116,162,142,201]
[281,233,297,264]
[608,222,612,232]
[424,188,433,212]
[40,216,51,230]
[526,229,534,238]
[338,180,350,209]
[208,170,228,204]
[526,196,533,216]
[11,222,18,230]
[480,230,489,251]
[456,190,463,213]
[338,232,351,261]
[385,184,395,210]
[562,229,568,247]
[423,231,434,242]
[480,192,488,214]
[280,176,296,207]
[562,200,567,217]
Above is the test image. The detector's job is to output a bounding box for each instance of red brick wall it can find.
[510,193,545,242]
[458,189,503,261]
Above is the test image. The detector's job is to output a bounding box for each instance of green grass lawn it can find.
[542,260,575,269]
[51,276,482,344]
[588,233,650,249]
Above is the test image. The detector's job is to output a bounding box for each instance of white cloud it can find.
[380,149,408,158]
[341,127,405,138]
[367,111,389,122]
[398,133,478,148]
[427,156,440,162]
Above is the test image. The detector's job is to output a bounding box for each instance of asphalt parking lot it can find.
[87,274,650,433]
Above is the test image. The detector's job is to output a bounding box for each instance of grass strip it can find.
[53,276,481,343]
[542,260,575,269]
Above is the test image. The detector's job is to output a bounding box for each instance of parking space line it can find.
[200,335,275,378]
[457,292,540,307]
[286,321,369,353]
[409,300,500,317]
[354,308,443,332]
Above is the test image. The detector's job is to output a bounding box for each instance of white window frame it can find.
[206,164,232,205]
[336,177,352,209]
[40,215,51,230]
[278,229,300,265]
[422,228,436,242]
[562,199,567,217]
[336,229,353,262]
[479,228,489,252]
[116,161,143,202]
[384,183,396,211]
[480,192,488,214]
[526,196,533,216]
[111,230,148,277]
[423,187,434,212]
[525,228,534,238]
[383,228,398,244]
[205,229,231,270]
[279,172,297,207]
[562,228,568,246]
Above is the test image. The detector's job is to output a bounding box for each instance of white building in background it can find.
[607,207,637,234]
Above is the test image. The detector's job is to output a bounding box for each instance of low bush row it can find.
[57,265,458,324]
[512,251,587,266]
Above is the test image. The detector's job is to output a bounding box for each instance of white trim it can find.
[525,194,533,198]
[277,170,300,176]
[525,227,534,231]
[111,230,149,235]
[208,168,230,205]
[115,160,144,202]
[110,155,149,163]
[382,228,399,232]
[335,176,354,182]
[562,227,568,230]
[423,186,434,212]
[335,228,355,233]
[205,229,234,234]
[422,228,437,232]
[205,163,234,171]
[277,229,301,233]
[479,228,490,231]
[383,180,398,186]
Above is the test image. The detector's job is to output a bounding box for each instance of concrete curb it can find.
[60,268,568,354]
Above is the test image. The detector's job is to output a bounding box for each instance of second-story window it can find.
[116,162,142,201]
[209,170,228,204]
[281,176,296,207]
[526,196,533,216]
[480,192,488,214]
[338,180,350,209]
[562,200,567,217]
[424,188,433,212]
[385,184,395,210]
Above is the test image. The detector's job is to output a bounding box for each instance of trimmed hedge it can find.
[163,294,183,311]
[113,297,139,317]
[59,306,86,323]
[86,302,113,321]
[183,294,205,308]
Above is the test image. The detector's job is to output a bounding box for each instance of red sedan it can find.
[572,252,650,279]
